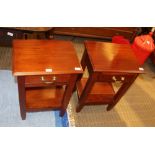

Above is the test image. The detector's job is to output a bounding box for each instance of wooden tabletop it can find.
[13,40,82,76]
[14,27,52,32]
[85,41,143,74]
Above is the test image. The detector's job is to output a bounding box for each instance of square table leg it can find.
[17,76,26,120]
[76,73,98,112]
[60,74,78,116]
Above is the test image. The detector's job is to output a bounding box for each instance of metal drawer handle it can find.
[52,76,57,81]
[41,76,45,81]
[40,76,55,84]
[112,76,117,81]
[41,76,57,81]
[44,81,54,84]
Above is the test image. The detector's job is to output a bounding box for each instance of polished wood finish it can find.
[26,87,63,110]
[60,74,78,116]
[53,27,141,42]
[76,41,143,112]
[13,40,82,76]
[14,27,52,31]
[77,78,115,103]
[85,41,142,73]
[17,76,26,120]
[13,40,82,119]
[25,74,70,87]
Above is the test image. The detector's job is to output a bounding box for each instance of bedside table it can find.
[12,40,83,120]
[76,41,144,112]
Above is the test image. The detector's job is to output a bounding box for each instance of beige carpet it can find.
[0,47,12,70]
[1,37,155,127]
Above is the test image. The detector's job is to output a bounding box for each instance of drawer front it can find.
[97,73,135,83]
[25,74,70,87]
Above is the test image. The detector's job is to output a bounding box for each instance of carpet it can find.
[0,70,68,127]
[0,47,12,70]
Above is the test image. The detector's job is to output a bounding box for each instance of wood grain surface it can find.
[12,40,83,76]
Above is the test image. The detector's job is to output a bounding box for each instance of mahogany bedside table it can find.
[12,40,82,120]
[76,41,144,112]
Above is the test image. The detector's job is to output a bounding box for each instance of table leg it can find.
[73,50,88,92]
[81,49,88,70]
[76,73,98,112]
[60,74,78,116]
[17,76,26,120]
[107,74,138,111]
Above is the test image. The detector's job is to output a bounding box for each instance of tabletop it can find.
[84,41,143,74]
[13,40,82,76]
[14,27,52,32]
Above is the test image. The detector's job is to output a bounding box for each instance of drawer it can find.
[97,73,135,83]
[25,74,70,87]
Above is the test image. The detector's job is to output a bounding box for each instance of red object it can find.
[112,36,130,44]
[112,34,155,65]
[132,33,155,65]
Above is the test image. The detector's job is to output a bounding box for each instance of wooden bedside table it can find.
[12,40,82,120]
[76,41,144,112]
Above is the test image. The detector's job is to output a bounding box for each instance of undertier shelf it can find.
[76,78,115,103]
[26,86,64,110]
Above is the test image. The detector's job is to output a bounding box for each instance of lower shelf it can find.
[76,78,115,104]
[26,86,64,111]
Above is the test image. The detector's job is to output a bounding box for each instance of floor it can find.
[1,36,155,126]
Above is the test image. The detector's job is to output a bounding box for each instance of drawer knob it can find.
[41,76,45,81]
[121,77,125,81]
[52,76,57,81]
